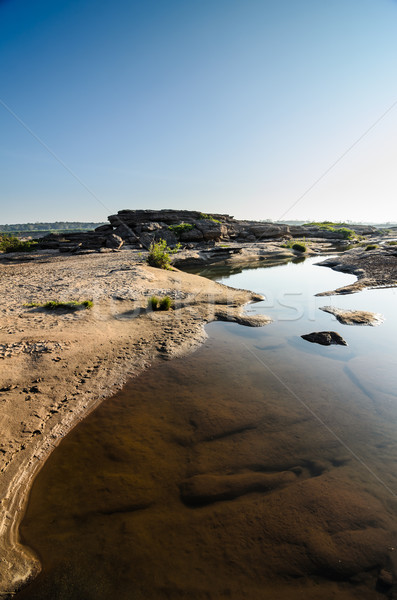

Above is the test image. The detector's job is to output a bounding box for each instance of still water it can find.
[17,257,397,599]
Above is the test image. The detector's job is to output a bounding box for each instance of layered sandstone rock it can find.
[35,209,382,253]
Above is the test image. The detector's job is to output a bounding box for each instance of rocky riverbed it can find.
[0,216,396,597]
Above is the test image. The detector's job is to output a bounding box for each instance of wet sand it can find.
[0,249,265,596]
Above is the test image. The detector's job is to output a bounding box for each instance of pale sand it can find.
[0,249,268,596]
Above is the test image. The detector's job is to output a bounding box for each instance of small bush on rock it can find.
[168,223,195,237]
[198,213,220,223]
[292,242,307,252]
[147,239,180,269]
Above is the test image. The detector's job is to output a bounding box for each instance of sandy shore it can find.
[0,249,268,597]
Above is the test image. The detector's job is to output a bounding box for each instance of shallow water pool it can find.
[17,257,397,600]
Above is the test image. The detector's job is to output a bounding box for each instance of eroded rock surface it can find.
[320,306,384,326]
[32,209,384,255]
[301,331,348,346]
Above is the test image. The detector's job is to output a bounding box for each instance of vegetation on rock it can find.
[168,223,195,237]
[304,222,355,239]
[147,239,180,270]
[292,242,307,252]
[198,213,220,223]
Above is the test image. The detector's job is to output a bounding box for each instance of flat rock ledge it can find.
[316,246,397,295]
[301,331,348,346]
[320,306,384,326]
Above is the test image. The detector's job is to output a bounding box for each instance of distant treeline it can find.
[0,221,106,233]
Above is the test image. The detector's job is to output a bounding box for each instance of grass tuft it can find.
[147,295,174,311]
[24,300,93,310]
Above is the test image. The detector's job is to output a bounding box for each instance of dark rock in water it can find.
[301,331,348,346]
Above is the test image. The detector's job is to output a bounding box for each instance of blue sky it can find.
[1,0,397,224]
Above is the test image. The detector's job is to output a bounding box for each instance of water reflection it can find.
[17,258,397,600]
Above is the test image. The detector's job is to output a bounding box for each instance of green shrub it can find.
[292,242,307,252]
[198,213,220,223]
[303,222,355,240]
[0,234,38,253]
[147,295,174,311]
[159,296,173,310]
[387,241,397,245]
[335,227,355,240]
[168,223,195,237]
[365,244,377,251]
[147,239,180,270]
[148,296,160,311]
[24,300,93,310]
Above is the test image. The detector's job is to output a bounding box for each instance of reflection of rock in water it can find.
[17,336,396,600]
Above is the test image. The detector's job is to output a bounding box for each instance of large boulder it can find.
[248,224,289,239]
[179,227,204,242]
[108,209,233,227]
[105,234,124,249]
[94,224,113,233]
[195,221,227,241]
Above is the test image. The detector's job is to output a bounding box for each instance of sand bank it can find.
[0,249,267,596]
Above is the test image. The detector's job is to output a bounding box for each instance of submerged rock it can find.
[301,331,348,346]
[180,471,296,506]
[377,569,393,590]
[320,306,384,326]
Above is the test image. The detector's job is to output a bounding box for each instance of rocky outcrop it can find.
[35,210,385,254]
[301,331,348,346]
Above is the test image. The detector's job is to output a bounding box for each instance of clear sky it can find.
[1,0,397,224]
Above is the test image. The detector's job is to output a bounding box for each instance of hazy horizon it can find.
[1,0,397,224]
[1,214,397,229]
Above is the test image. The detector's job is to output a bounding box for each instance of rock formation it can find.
[301,331,348,346]
[35,209,381,253]
[319,306,384,326]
